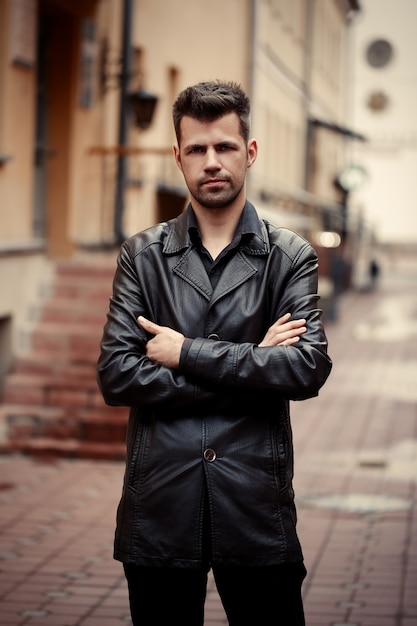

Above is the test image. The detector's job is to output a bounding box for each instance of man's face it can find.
[173,112,257,211]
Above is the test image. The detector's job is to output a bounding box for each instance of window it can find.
[366,39,394,68]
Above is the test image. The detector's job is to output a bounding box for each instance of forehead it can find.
[179,112,243,145]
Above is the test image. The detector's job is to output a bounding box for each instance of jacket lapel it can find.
[172,247,213,300]
[211,251,257,304]
[172,247,258,304]
[166,202,267,303]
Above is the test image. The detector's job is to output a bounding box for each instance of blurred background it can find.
[0,0,416,458]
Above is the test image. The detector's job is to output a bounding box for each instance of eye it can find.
[218,144,234,152]
[188,146,205,154]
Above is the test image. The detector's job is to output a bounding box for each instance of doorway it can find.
[33,2,76,257]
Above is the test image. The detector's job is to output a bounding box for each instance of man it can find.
[97,80,332,625]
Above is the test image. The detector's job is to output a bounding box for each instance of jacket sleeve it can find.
[97,243,224,408]
[180,240,332,401]
[97,234,332,407]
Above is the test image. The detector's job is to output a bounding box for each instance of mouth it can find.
[202,178,228,187]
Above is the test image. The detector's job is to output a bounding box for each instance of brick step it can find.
[52,261,114,294]
[29,321,103,361]
[0,437,126,461]
[1,371,104,408]
[3,369,100,389]
[55,261,116,280]
[40,298,109,325]
[0,258,124,462]
[32,320,105,339]
[0,403,128,445]
[12,355,95,377]
[51,282,113,301]
[19,346,100,367]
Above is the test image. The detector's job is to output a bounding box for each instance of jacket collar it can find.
[162,201,270,256]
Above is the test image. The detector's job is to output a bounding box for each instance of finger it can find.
[273,321,306,336]
[137,316,161,334]
[289,318,306,327]
[282,336,301,346]
[275,327,306,342]
[274,324,306,342]
[271,314,305,331]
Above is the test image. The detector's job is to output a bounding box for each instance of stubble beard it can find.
[192,179,244,210]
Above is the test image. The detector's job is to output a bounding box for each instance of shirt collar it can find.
[188,202,261,243]
[163,201,270,256]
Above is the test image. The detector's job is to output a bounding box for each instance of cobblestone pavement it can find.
[0,253,416,625]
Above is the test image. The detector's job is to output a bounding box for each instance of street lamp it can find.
[128,89,158,130]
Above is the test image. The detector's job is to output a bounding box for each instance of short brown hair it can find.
[172,80,251,145]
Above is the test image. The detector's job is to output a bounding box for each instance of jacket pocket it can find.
[126,408,150,492]
[271,416,290,493]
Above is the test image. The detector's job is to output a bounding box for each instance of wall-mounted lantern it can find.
[98,0,160,243]
[128,89,158,130]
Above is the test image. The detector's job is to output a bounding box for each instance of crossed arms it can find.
[138,313,307,369]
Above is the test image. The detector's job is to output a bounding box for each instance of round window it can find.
[367,90,390,112]
[366,39,394,68]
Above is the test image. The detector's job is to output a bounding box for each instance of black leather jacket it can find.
[97,202,332,568]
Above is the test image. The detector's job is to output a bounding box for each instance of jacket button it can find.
[203,448,216,462]
[207,333,220,340]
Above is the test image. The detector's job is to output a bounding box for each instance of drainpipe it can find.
[303,0,314,191]
[246,0,257,200]
[114,0,134,244]
[248,0,256,103]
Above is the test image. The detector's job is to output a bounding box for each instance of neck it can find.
[192,202,245,260]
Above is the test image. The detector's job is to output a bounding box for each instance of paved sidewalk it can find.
[0,253,416,625]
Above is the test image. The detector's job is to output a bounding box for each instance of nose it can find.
[204,147,221,170]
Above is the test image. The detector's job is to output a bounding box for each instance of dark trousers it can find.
[123,561,307,625]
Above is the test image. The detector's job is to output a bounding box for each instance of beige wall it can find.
[70,0,123,244]
[0,0,355,249]
[121,0,251,237]
[0,253,54,361]
[310,0,348,119]
[0,0,359,363]
[252,77,306,192]
[308,0,351,201]
[0,0,108,365]
[350,0,417,246]
[0,1,36,244]
[257,0,307,82]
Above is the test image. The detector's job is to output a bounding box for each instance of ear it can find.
[173,145,182,171]
[247,138,258,169]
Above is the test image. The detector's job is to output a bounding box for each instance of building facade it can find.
[348,0,417,257]
[0,0,360,379]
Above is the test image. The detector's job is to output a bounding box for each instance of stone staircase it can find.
[0,259,129,461]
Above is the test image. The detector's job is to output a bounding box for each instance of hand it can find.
[138,316,185,368]
[258,313,306,347]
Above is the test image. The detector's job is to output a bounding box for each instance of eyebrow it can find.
[185,140,239,151]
